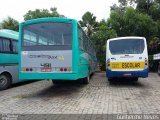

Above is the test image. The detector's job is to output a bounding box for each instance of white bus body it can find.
[106,37,148,80]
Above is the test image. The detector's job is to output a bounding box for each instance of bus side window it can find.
[12,40,18,54]
[2,38,11,53]
[0,38,3,52]
[83,34,87,51]
[78,27,83,49]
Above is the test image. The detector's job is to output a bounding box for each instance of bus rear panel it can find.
[106,37,148,79]
[19,18,79,80]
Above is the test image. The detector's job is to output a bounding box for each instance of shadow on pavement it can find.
[32,80,86,98]
[11,80,38,88]
[108,78,145,88]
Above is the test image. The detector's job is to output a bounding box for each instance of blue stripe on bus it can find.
[106,68,149,78]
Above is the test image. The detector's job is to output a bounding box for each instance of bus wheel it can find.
[52,80,61,85]
[133,77,138,82]
[158,68,160,75]
[83,74,90,84]
[108,78,112,82]
[0,74,11,90]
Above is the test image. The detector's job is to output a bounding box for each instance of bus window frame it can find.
[0,37,18,54]
[109,39,145,55]
[78,25,96,56]
[22,22,73,48]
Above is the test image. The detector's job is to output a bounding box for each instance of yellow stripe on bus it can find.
[110,62,145,69]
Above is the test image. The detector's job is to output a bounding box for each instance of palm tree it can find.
[1,17,19,31]
[79,12,98,37]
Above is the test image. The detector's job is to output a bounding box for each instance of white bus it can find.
[106,37,148,81]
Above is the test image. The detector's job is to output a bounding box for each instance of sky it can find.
[0,0,118,22]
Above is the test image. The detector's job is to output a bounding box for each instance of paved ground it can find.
[0,72,160,116]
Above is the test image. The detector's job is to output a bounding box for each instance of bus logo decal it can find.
[57,55,64,61]
[29,55,64,60]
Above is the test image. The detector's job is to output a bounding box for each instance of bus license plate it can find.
[41,68,52,72]
[123,73,131,76]
[111,62,144,69]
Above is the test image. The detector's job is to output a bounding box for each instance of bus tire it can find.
[108,78,112,82]
[0,74,11,90]
[158,68,160,76]
[158,63,160,75]
[83,74,90,84]
[52,80,61,85]
[133,77,138,82]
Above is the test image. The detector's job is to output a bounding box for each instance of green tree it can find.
[79,12,98,37]
[107,10,125,36]
[111,0,137,13]
[119,0,137,6]
[24,7,64,21]
[149,36,160,54]
[148,1,160,20]
[1,17,19,31]
[157,20,160,37]
[136,0,154,14]
[108,0,160,71]
[91,20,117,70]
[112,0,160,21]
[136,0,160,21]
[108,7,157,41]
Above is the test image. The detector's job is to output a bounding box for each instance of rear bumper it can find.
[106,68,149,78]
[19,72,79,80]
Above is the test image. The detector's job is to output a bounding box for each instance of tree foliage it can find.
[79,13,117,70]
[109,0,160,55]
[1,17,19,31]
[24,7,64,21]
[108,7,157,40]
[79,12,98,37]
[136,0,154,14]
[91,21,117,70]
[149,36,160,54]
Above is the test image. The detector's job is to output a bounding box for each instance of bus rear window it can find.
[109,39,145,55]
[23,22,72,46]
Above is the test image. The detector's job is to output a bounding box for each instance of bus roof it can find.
[108,36,146,42]
[21,17,77,25]
[0,29,18,40]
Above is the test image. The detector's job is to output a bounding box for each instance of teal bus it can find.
[0,29,19,90]
[19,17,97,84]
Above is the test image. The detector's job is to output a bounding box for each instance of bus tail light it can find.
[67,67,72,71]
[26,68,29,71]
[106,59,111,70]
[22,67,72,72]
[60,68,63,72]
[22,67,33,72]
[59,67,72,72]
[145,58,148,66]
[107,59,110,67]
[22,67,26,71]
[64,68,67,72]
